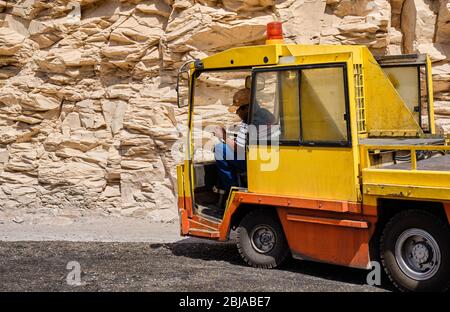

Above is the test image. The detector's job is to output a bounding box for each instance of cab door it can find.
[247,54,361,203]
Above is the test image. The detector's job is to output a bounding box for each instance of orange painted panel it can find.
[286,214,369,229]
[188,229,220,239]
[185,196,194,218]
[179,209,189,235]
[189,216,220,231]
[278,208,372,269]
[177,197,185,210]
[362,204,378,216]
[232,192,361,213]
[218,192,367,241]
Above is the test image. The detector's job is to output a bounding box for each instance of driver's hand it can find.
[213,126,225,141]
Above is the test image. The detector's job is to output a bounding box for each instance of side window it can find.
[251,65,350,146]
[300,67,348,143]
[253,71,278,127]
[382,65,430,132]
[251,70,300,143]
[279,70,300,141]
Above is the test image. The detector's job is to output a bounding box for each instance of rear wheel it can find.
[236,209,289,269]
[380,210,450,292]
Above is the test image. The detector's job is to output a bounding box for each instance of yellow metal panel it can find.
[363,50,423,136]
[251,52,353,68]
[362,194,378,207]
[286,45,365,64]
[363,183,450,201]
[247,145,359,201]
[176,164,185,197]
[362,168,450,188]
[201,45,281,69]
[183,160,193,198]
[295,52,353,66]
[201,44,366,70]
[426,54,436,134]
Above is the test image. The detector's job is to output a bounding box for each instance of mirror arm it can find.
[179,60,195,74]
[194,59,204,70]
[177,60,195,108]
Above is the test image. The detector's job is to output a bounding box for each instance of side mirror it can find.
[246,75,265,91]
[176,70,190,108]
[245,76,252,89]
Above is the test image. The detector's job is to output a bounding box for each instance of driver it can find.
[213,88,249,193]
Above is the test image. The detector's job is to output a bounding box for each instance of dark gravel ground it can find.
[0,239,392,292]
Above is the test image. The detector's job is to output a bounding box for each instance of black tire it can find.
[236,209,289,269]
[380,209,450,292]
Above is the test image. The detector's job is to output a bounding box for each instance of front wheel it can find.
[236,209,289,269]
[380,210,450,292]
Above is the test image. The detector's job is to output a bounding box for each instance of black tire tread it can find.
[380,209,450,292]
[236,209,289,269]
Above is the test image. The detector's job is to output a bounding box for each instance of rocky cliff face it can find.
[0,0,449,222]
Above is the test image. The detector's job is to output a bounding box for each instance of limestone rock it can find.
[435,0,450,44]
[101,100,128,135]
[0,0,448,222]
[0,26,36,78]
[38,160,106,192]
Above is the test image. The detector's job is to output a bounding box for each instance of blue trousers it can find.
[214,143,246,190]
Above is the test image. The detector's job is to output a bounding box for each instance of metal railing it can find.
[360,144,450,171]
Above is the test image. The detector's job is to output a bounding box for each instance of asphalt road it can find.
[0,239,391,292]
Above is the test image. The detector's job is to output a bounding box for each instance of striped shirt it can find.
[236,122,248,148]
[235,122,281,147]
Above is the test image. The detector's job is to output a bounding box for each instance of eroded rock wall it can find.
[0,0,449,222]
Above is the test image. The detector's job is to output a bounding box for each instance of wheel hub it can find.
[251,225,276,254]
[395,228,441,281]
[411,243,430,265]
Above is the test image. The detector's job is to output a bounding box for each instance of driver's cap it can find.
[229,88,250,113]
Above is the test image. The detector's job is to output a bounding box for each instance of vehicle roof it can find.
[197,44,370,70]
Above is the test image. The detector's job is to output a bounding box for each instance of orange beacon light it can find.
[266,21,285,44]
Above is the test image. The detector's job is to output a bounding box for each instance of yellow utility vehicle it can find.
[175,22,450,291]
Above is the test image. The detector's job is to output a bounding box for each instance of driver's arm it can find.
[226,137,236,150]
